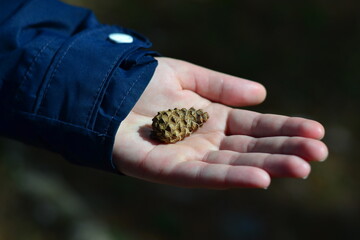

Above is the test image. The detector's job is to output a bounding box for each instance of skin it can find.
[112,57,328,189]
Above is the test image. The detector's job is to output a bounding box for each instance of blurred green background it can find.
[1,0,359,239]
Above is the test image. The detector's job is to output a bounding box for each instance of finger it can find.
[226,109,325,139]
[204,150,311,178]
[220,135,328,161]
[155,160,270,189]
[179,61,266,106]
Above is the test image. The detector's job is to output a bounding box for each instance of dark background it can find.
[1,0,359,239]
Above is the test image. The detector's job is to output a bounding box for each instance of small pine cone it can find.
[151,107,209,143]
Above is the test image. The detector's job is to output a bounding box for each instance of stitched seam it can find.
[103,64,149,172]
[103,64,149,135]
[36,28,107,114]
[85,47,132,129]
[14,37,55,104]
[36,37,78,113]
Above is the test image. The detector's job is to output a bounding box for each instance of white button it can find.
[108,33,134,43]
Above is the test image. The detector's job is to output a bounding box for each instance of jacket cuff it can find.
[2,25,158,173]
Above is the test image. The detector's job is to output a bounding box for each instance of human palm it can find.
[112,57,328,189]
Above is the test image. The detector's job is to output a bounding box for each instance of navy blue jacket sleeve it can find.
[0,0,158,173]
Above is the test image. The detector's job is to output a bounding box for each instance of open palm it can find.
[112,57,328,189]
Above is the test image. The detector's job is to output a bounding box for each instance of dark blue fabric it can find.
[0,0,158,173]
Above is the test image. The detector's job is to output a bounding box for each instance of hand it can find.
[112,57,328,189]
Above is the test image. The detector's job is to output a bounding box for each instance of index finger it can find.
[226,109,325,139]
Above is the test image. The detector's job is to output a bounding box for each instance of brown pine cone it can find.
[151,107,209,143]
